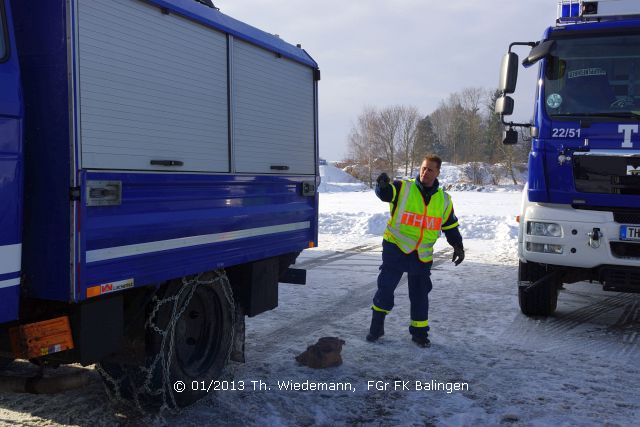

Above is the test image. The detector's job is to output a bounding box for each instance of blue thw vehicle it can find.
[0,0,319,408]
[496,0,640,316]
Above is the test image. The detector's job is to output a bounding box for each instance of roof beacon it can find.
[557,0,640,22]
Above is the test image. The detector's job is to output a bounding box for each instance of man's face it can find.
[419,160,440,187]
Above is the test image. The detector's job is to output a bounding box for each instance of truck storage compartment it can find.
[77,0,229,172]
[232,38,315,175]
[573,154,640,195]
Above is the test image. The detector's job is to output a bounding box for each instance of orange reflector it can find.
[516,215,520,223]
[86,285,102,298]
[9,316,75,359]
[309,241,315,248]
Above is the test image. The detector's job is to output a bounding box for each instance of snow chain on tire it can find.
[97,270,235,415]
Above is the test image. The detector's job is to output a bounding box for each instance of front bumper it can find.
[519,203,640,269]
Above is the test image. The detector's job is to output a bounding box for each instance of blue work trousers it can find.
[373,240,433,337]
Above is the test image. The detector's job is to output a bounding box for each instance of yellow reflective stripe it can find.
[372,305,390,314]
[442,221,459,231]
[410,319,429,328]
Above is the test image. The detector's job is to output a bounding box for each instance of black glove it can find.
[452,246,465,266]
[376,172,390,189]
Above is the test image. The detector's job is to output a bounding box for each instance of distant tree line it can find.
[345,87,530,186]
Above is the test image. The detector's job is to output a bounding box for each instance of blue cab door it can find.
[0,0,23,323]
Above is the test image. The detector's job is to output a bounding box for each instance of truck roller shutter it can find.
[76,0,229,172]
[232,39,315,175]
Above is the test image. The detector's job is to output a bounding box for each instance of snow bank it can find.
[318,165,369,193]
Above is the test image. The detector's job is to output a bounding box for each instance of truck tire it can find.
[98,270,235,410]
[518,261,559,316]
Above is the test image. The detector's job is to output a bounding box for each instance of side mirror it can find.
[495,96,514,116]
[503,128,518,145]
[523,40,555,67]
[498,52,519,94]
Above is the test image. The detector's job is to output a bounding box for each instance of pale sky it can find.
[215,0,557,161]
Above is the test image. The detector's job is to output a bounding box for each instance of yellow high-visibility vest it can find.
[383,180,457,262]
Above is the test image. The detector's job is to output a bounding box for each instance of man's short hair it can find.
[423,154,442,170]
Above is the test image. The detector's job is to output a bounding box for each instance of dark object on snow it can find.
[295,337,345,369]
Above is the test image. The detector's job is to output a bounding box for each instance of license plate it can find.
[620,225,640,241]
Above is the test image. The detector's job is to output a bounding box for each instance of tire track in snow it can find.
[502,292,640,360]
[609,299,640,358]
[544,293,630,335]
[295,243,381,270]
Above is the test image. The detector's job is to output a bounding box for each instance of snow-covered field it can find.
[1,164,639,426]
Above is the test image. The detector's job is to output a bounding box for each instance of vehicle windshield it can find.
[543,33,640,119]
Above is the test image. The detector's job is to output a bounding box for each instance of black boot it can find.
[411,334,431,348]
[366,310,386,342]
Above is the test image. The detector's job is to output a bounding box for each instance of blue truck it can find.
[496,0,640,316]
[0,0,319,408]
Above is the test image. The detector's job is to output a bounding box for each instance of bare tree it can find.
[373,105,402,176]
[460,87,484,181]
[347,106,380,187]
[343,86,531,186]
[397,106,420,176]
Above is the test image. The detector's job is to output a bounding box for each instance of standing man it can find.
[367,154,464,348]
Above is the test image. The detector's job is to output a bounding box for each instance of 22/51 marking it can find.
[552,128,581,138]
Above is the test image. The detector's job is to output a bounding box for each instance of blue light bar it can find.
[558,0,581,20]
[560,2,580,18]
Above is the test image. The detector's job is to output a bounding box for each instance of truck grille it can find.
[614,211,640,224]
[573,155,640,195]
[601,266,640,293]
[572,206,640,223]
[610,242,640,259]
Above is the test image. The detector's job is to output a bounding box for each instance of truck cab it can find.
[0,0,22,325]
[496,0,640,315]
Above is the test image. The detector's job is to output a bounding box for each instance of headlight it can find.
[526,242,564,254]
[527,221,562,237]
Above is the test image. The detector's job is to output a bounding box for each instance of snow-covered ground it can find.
[1,164,639,426]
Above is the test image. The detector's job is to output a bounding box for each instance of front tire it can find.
[98,270,235,410]
[518,261,559,316]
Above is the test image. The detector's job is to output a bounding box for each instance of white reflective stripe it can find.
[86,221,311,263]
[387,226,415,250]
[0,243,21,276]
[0,277,20,289]
[443,191,451,214]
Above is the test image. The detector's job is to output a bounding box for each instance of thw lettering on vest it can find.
[401,212,442,230]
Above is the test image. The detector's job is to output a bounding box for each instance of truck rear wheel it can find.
[518,261,559,316]
[98,270,235,411]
